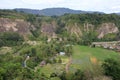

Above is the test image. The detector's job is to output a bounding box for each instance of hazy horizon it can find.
[0,0,120,13]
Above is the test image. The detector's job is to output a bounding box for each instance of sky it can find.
[0,0,120,13]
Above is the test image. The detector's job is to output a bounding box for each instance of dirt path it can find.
[65,56,72,73]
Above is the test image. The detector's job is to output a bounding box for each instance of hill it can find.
[15,8,103,16]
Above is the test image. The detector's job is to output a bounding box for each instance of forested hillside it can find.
[1,10,120,45]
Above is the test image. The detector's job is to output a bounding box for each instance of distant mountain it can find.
[15,8,40,15]
[15,8,104,16]
[39,8,87,16]
[116,13,120,15]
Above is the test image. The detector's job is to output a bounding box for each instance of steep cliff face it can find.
[83,23,94,32]
[61,22,119,39]
[97,23,119,39]
[65,23,82,37]
[0,18,34,34]
[0,18,119,41]
[41,21,57,38]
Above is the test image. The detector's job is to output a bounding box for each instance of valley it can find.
[0,9,120,80]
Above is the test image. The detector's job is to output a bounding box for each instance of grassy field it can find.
[72,45,120,69]
[35,45,120,77]
[39,64,65,77]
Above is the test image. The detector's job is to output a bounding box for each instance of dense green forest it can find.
[0,10,120,80]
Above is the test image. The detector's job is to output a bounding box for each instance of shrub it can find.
[102,58,120,80]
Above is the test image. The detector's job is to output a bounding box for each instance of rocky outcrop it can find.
[91,41,120,50]
[0,18,34,34]
[97,23,119,39]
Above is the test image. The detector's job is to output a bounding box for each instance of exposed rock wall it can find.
[97,23,119,39]
[0,18,119,40]
[41,21,57,38]
[65,22,119,39]
[0,18,34,34]
[65,23,82,37]
[83,23,94,32]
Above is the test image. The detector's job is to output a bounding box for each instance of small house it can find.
[59,52,65,56]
